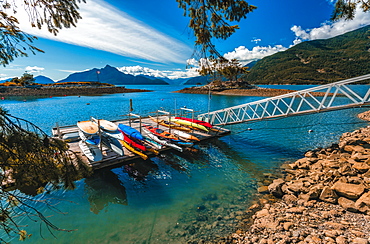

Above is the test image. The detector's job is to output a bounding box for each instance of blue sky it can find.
[1,0,370,81]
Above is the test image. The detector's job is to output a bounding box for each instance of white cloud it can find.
[291,6,370,43]
[118,65,199,79]
[223,45,288,65]
[25,66,44,73]
[14,0,191,64]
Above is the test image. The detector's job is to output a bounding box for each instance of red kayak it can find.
[122,132,146,151]
[143,125,179,140]
[175,117,213,128]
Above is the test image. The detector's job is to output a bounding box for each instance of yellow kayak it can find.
[170,118,209,132]
[119,140,148,160]
[149,116,191,132]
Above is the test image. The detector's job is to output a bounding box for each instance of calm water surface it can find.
[1,85,369,243]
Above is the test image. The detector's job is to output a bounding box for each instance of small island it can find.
[0,79,151,97]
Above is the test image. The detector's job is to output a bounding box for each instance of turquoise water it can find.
[1,85,369,243]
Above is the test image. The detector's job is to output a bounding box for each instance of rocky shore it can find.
[174,85,328,97]
[0,86,151,97]
[228,111,370,244]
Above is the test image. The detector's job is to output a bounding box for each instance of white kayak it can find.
[79,140,103,162]
[171,129,200,141]
[78,130,100,146]
[101,133,124,156]
[143,128,182,152]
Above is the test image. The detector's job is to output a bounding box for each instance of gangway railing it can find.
[198,74,370,126]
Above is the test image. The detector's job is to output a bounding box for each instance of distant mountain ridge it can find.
[58,65,169,85]
[245,25,370,84]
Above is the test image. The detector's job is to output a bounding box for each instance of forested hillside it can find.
[246,25,370,84]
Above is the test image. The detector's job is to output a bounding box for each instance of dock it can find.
[52,116,230,170]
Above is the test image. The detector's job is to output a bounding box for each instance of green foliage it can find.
[245,25,370,84]
[0,0,85,65]
[176,0,256,59]
[0,107,92,241]
[332,0,370,20]
[9,73,35,86]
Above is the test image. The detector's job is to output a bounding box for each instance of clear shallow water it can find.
[1,85,369,243]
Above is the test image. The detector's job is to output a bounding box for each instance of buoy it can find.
[247,128,253,131]
[308,129,313,133]
[1,97,4,100]
[86,103,90,105]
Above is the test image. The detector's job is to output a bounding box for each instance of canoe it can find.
[77,120,99,135]
[143,125,179,140]
[119,140,148,160]
[91,117,118,132]
[118,124,144,141]
[101,133,124,156]
[171,129,200,141]
[78,130,100,146]
[149,116,191,132]
[175,116,213,128]
[143,128,183,152]
[79,140,103,162]
[170,118,209,132]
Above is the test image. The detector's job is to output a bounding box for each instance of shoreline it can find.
[225,110,370,243]
[173,87,329,97]
[0,86,151,97]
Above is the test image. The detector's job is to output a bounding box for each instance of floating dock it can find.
[51,116,230,170]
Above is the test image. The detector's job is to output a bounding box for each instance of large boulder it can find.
[338,197,358,212]
[319,186,339,203]
[268,178,285,198]
[355,192,370,214]
[332,182,365,200]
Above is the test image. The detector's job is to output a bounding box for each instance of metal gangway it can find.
[198,74,370,126]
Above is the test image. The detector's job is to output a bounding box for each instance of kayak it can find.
[79,141,103,162]
[149,116,191,132]
[119,140,148,160]
[143,136,164,150]
[101,133,124,156]
[143,125,179,140]
[170,118,209,132]
[77,120,99,135]
[91,117,118,132]
[175,116,213,129]
[171,129,200,141]
[122,132,146,151]
[143,128,183,152]
[118,124,144,141]
[78,130,100,146]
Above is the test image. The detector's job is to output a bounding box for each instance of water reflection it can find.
[84,169,128,214]
[122,159,159,181]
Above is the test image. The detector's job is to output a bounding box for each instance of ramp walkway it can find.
[198,74,370,126]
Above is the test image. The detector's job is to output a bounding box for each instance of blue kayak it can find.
[118,124,144,141]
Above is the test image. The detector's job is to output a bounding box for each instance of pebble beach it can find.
[226,110,370,244]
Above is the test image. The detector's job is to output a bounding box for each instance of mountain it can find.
[58,65,169,85]
[183,75,210,85]
[34,75,54,84]
[245,25,370,84]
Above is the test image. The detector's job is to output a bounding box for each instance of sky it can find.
[1,0,370,81]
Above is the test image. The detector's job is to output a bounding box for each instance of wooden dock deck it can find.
[52,116,230,170]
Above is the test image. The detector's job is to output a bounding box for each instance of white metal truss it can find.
[197,74,370,126]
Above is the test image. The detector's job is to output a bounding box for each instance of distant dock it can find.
[52,116,230,170]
